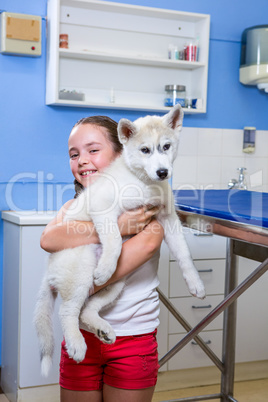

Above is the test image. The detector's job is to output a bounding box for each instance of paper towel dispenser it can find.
[239,25,268,92]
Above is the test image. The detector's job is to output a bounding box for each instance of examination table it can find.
[157,189,268,402]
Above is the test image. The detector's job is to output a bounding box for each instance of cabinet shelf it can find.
[59,48,206,70]
[46,0,210,113]
[51,97,203,113]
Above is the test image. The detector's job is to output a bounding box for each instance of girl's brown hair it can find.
[72,115,123,198]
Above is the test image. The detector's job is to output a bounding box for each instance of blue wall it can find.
[1,0,268,364]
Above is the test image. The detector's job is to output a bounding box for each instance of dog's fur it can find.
[34,104,205,376]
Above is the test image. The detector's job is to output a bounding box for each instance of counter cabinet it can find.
[1,212,61,402]
[157,228,268,371]
[157,229,226,371]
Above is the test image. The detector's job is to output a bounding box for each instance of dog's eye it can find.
[141,147,150,154]
[163,143,171,151]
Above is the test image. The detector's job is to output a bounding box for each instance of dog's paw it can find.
[93,265,114,286]
[97,328,116,344]
[183,270,206,299]
[65,336,87,363]
[187,278,206,299]
[93,271,110,286]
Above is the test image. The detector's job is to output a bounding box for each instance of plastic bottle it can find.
[195,35,200,61]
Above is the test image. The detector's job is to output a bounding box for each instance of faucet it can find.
[228,167,247,190]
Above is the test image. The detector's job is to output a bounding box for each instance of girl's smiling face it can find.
[68,124,117,187]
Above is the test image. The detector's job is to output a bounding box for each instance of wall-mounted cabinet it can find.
[46,0,210,113]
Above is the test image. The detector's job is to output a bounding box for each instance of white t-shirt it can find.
[100,249,160,336]
[80,248,161,337]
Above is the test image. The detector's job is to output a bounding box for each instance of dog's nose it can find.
[156,168,168,180]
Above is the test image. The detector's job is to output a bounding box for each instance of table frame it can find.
[157,211,268,402]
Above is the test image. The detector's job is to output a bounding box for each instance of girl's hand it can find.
[41,201,162,253]
[118,205,161,236]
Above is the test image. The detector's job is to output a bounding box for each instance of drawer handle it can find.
[191,340,211,346]
[194,232,213,237]
[198,269,213,273]
[192,304,212,309]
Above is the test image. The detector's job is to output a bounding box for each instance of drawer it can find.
[170,259,226,297]
[168,295,224,333]
[170,228,227,260]
[168,330,223,370]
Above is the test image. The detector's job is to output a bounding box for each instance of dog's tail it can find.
[33,273,57,376]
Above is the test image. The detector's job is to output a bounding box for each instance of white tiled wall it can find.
[173,127,268,192]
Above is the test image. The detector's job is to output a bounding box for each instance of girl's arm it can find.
[93,219,164,294]
[40,200,98,252]
[40,199,160,253]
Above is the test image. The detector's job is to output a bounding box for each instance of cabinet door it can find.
[181,229,227,260]
[19,226,63,388]
[168,330,223,370]
[168,295,224,333]
[1,222,21,400]
[235,256,268,362]
[170,259,225,297]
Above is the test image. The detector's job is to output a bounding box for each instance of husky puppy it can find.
[34,104,205,376]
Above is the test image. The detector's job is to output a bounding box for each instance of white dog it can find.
[34,104,205,376]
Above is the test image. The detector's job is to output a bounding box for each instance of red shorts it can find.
[59,329,159,391]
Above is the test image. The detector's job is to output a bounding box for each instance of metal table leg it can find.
[158,253,268,402]
[221,238,238,401]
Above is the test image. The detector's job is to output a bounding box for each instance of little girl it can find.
[40,115,164,402]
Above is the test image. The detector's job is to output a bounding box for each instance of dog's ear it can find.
[162,104,184,131]
[118,119,137,144]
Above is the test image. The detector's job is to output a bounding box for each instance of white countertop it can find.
[1,211,57,225]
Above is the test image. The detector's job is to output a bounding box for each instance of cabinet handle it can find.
[198,269,213,273]
[191,340,211,345]
[194,232,213,237]
[192,304,212,309]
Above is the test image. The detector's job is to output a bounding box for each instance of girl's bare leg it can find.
[103,384,155,402]
[60,387,102,402]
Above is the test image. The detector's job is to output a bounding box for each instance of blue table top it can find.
[174,189,268,229]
